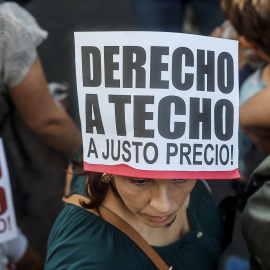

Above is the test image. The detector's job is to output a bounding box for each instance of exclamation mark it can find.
[231,145,233,165]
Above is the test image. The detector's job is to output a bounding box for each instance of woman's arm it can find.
[240,86,270,155]
[9,56,81,157]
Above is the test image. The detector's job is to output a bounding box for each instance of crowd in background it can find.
[1,0,270,269]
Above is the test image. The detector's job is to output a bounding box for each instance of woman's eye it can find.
[130,179,150,187]
[172,179,187,184]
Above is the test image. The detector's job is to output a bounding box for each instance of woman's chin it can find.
[140,214,176,228]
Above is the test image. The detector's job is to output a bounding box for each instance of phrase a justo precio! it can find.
[87,138,234,166]
[81,46,235,93]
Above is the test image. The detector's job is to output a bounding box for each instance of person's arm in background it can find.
[9,55,81,157]
[15,246,44,270]
[240,85,270,155]
[0,228,44,270]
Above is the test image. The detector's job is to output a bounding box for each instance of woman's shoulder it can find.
[45,204,152,270]
[47,203,102,240]
[46,204,105,269]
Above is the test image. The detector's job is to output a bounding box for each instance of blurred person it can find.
[129,0,224,36]
[0,0,81,259]
[211,17,267,183]
[222,0,270,158]
[220,0,270,269]
[221,0,270,183]
[0,228,43,270]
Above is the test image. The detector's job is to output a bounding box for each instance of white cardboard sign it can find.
[75,31,240,179]
[0,138,17,243]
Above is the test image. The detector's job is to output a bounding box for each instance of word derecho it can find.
[82,46,234,93]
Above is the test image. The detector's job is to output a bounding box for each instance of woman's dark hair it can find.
[72,158,120,209]
[71,157,110,209]
[82,172,110,209]
[81,171,121,210]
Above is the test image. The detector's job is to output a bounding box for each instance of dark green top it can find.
[45,174,224,270]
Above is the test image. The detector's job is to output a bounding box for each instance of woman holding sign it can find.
[45,31,241,270]
[45,161,224,270]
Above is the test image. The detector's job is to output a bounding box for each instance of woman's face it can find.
[112,176,197,228]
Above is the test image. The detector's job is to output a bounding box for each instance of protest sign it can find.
[0,138,17,243]
[74,31,240,179]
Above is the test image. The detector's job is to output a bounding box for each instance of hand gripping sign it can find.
[0,138,17,243]
[75,31,240,179]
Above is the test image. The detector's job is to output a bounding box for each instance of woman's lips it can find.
[145,214,172,223]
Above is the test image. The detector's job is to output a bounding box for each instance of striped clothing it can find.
[0,1,47,90]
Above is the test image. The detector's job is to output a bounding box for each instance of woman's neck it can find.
[102,188,191,246]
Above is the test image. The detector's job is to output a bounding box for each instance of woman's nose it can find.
[149,187,172,214]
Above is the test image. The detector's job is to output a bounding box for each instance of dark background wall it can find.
[25,0,133,126]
